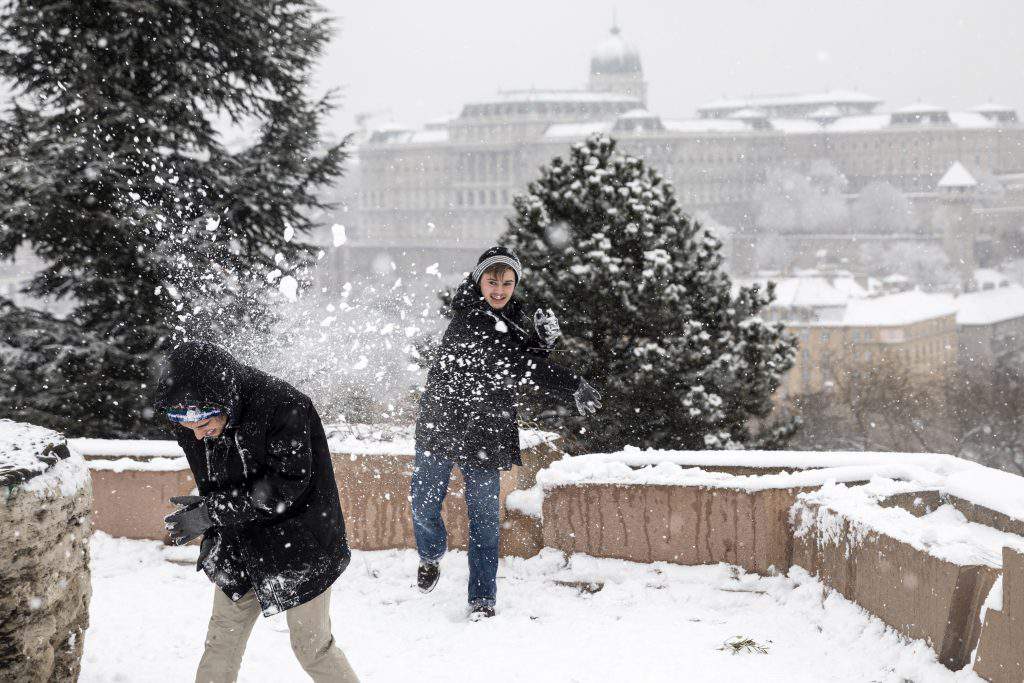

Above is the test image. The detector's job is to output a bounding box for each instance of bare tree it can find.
[754,162,849,234]
[850,182,918,234]
[791,355,953,453]
[949,351,1024,475]
[858,241,959,292]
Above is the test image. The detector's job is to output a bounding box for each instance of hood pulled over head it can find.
[153,341,246,425]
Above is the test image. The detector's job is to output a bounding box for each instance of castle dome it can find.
[590,24,642,76]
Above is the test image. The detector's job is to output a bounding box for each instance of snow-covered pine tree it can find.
[0,1,346,436]
[501,134,798,452]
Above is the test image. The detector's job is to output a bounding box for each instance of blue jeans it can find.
[411,446,501,606]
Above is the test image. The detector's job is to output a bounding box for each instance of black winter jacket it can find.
[154,342,349,616]
[416,277,580,470]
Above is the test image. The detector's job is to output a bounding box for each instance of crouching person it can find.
[155,341,359,683]
[414,246,602,620]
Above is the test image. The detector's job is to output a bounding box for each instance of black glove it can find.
[574,378,603,416]
[164,495,214,546]
[533,308,561,347]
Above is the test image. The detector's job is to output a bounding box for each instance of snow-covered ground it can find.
[81,533,980,682]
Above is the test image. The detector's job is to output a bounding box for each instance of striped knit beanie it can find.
[472,246,522,284]
[166,405,223,424]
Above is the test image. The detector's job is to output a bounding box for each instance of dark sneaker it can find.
[468,601,495,621]
[417,561,440,593]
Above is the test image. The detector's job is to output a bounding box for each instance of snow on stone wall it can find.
[973,547,1024,681]
[0,420,92,682]
[532,448,1024,674]
[535,448,1024,521]
[789,478,1024,671]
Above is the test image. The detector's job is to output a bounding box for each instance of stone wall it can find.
[973,547,1024,682]
[791,497,998,671]
[542,483,814,575]
[0,422,92,683]
[331,452,519,552]
[83,437,562,557]
[87,466,195,541]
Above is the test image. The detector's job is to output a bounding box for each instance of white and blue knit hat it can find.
[472,246,522,284]
[166,405,223,424]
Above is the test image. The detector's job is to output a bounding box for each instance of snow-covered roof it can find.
[824,114,892,132]
[736,272,868,314]
[727,107,768,120]
[544,120,614,139]
[366,127,449,145]
[938,161,978,189]
[770,118,824,133]
[370,122,413,134]
[699,90,882,112]
[947,112,996,129]
[972,268,1011,289]
[618,108,654,120]
[840,290,957,327]
[768,276,867,309]
[954,284,1024,326]
[971,103,1015,114]
[893,103,947,115]
[468,90,640,106]
[423,115,454,130]
[409,129,449,144]
[809,105,843,119]
[822,111,999,133]
[662,118,751,133]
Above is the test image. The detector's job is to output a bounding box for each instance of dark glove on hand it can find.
[573,378,603,416]
[164,496,214,546]
[533,308,561,347]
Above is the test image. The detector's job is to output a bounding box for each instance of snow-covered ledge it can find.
[529,448,1024,675]
[0,420,92,681]
[72,424,561,553]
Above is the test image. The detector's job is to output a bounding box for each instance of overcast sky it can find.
[314,0,1024,137]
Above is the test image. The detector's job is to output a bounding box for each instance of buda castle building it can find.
[330,24,1024,282]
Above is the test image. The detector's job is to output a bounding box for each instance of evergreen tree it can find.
[498,135,798,452]
[0,1,346,436]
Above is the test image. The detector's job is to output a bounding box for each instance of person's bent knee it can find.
[290,629,333,661]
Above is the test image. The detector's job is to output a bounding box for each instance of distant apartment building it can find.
[764,285,958,399]
[752,271,1024,398]
[337,24,1024,285]
[953,283,1024,367]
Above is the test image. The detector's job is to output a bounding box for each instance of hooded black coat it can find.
[416,277,581,470]
[154,342,349,617]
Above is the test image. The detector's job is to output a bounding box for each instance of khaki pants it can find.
[195,587,359,683]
